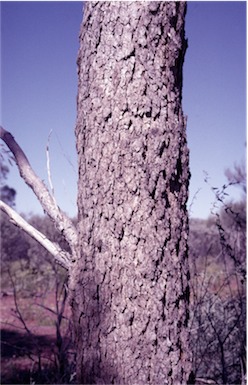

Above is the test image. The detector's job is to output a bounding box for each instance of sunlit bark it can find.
[72,2,192,384]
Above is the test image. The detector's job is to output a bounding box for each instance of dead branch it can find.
[46,129,55,197]
[196,378,219,384]
[34,303,69,320]
[0,200,71,269]
[0,126,78,259]
[8,268,32,334]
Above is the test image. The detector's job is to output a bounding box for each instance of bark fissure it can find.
[73,2,192,384]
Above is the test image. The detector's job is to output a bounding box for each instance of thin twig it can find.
[0,126,78,259]
[8,268,32,335]
[46,129,55,198]
[195,378,219,384]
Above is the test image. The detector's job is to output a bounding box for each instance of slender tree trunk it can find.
[70,2,192,383]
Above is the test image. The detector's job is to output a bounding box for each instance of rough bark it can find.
[71,2,192,384]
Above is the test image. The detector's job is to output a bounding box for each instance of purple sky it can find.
[1,1,246,219]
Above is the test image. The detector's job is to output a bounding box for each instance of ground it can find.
[0,292,73,384]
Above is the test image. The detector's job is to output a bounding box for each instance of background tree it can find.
[1,2,193,384]
[0,153,16,208]
[1,213,74,384]
[189,168,246,385]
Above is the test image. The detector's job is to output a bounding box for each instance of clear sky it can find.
[1,1,246,219]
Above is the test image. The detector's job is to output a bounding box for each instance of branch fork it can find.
[0,126,78,270]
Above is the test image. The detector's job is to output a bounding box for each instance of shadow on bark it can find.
[72,278,120,384]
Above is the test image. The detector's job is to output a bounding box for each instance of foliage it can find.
[1,213,29,266]
[225,163,246,194]
[1,163,246,384]
[1,214,76,384]
[189,166,246,385]
[0,150,16,207]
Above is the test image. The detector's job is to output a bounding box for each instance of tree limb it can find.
[195,378,219,384]
[0,126,78,259]
[0,199,71,270]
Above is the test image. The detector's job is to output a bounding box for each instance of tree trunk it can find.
[70,2,192,384]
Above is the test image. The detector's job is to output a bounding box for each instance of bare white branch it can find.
[195,378,219,385]
[0,199,71,270]
[46,129,55,198]
[0,126,78,259]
